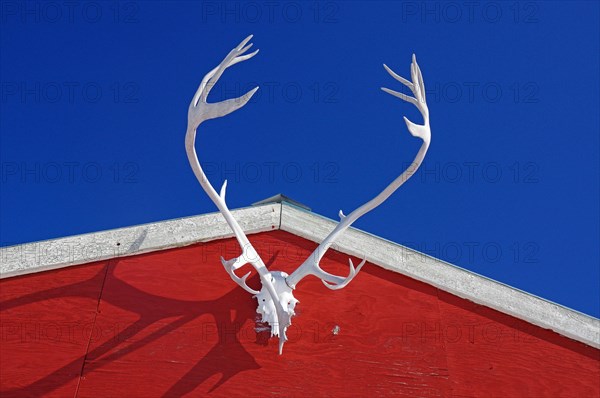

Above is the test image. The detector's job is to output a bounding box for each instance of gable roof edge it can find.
[0,203,280,279]
[279,203,600,350]
[0,201,597,349]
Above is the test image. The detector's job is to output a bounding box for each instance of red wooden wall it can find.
[1,230,599,397]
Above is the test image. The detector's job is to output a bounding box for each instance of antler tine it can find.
[383,63,414,90]
[413,55,426,102]
[190,34,259,111]
[286,231,368,290]
[317,256,367,290]
[221,256,259,295]
[286,54,431,290]
[200,37,258,104]
[383,55,429,120]
[381,87,419,107]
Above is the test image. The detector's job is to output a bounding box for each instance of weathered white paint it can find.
[0,200,598,349]
[0,203,279,279]
[280,202,600,350]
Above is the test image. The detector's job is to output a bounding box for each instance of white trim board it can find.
[0,203,280,279]
[1,201,598,349]
[280,202,600,349]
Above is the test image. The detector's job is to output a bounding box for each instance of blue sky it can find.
[1,1,598,317]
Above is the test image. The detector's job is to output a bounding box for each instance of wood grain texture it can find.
[1,231,598,397]
[436,291,600,397]
[0,261,108,397]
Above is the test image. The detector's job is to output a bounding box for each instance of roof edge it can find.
[279,202,599,349]
[0,203,280,279]
[1,201,598,349]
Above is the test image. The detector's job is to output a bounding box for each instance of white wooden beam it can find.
[0,203,280,279]
[1,199,597,349]
[279,202,600,349]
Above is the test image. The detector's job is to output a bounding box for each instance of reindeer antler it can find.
[185,35,291,354]
[285,54,431,289]
[187,38,432,355]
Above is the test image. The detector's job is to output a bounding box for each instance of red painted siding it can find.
[1,231,599,397]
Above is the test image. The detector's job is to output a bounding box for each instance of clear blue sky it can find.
[1,1,598,317]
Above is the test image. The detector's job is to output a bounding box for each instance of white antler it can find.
[185,35,291,354]
[187,40,431,355]
[286,54,431,289]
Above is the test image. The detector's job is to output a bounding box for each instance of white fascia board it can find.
[279,202,600,349]
[0,203,280,279]
[0,200,598,349]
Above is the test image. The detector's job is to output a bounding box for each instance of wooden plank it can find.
[76,231,451,397]
[0,203,280,279]
[437,291,600,397]
[2,231,598,397]
[0,261,108,397]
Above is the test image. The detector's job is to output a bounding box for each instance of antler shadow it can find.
[0,237,281,396]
